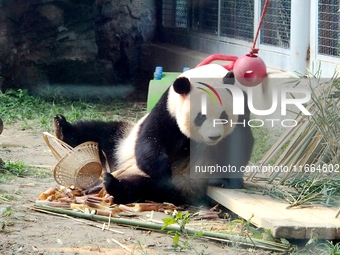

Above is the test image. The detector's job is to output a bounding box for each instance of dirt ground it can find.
[0,125,277,255]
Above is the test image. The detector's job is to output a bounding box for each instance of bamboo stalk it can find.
[257,120,304,165]
[266,122,312,183]
[274,125,318,184]
[33,204,291,252]
[33,207,124,234]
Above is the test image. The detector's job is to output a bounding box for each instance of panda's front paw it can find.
[216,178,244,189]
[225,178,244,189]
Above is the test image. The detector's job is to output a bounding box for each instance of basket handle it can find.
[43,131,73,161]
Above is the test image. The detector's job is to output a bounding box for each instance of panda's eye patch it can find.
[194,112,206,126]
[220,111,228,122]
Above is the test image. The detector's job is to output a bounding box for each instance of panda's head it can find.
[167,64,239,145]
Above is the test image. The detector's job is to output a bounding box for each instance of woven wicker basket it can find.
[43,132,102,190]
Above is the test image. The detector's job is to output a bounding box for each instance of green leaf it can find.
[175,211,182,219]
[161,217,177,230]
[173,232,179,245]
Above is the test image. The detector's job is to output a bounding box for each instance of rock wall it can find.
[0,0,156,92]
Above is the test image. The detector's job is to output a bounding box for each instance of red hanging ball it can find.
[233,54,267,87]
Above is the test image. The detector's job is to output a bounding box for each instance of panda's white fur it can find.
[114,114,147,171]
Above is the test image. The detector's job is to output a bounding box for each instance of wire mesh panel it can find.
[318,0,340,57]
[162,0,188,28]
[260,0,291,49]
[162,0,176,28]
[220,0,254,41]
[175,0,188,28]
[191,0,219,35]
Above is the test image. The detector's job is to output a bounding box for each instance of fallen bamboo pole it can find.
[33,204,291,252]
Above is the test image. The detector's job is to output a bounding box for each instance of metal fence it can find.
[161,0,340,72]
[318,0,340,57]
[260,0,291,49]
[191,0,219,35]
[162,0,187,28]
[162,0,290,47]
[175,0,188,28]
[220,0,254,41]
[162,0,175,28]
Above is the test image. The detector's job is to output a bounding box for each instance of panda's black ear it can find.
[173,77,191,95]
[223,71,235,85]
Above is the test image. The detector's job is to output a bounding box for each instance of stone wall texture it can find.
[0,0,156,91]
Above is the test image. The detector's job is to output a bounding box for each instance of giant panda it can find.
[54,64,254,205]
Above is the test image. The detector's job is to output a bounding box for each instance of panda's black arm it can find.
[134,115,176,182]
[210,105,254,188]
[135,139,172,180]
[134,96,188,183]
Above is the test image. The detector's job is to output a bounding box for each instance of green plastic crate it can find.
[146,72,181,112]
